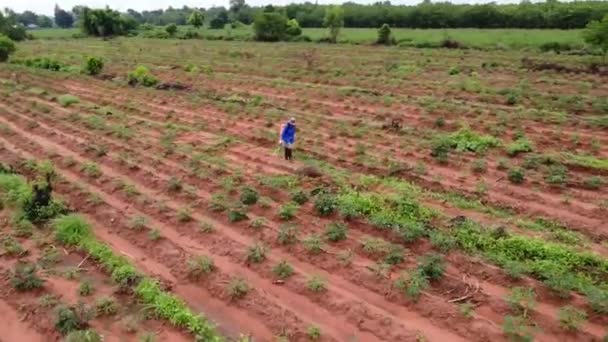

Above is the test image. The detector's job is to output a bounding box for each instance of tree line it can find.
[4,0,608,31]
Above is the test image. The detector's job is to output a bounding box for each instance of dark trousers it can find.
[284,147,293,160]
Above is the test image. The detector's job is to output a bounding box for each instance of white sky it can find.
[2,0,524,16]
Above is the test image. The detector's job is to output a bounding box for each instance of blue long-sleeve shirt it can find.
[281,122,296,145]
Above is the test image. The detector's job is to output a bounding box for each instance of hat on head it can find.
[289,117,296,123]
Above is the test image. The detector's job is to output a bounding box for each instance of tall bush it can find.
[323,6,344,43]
[0,34,16,62]
[253,12,287,41]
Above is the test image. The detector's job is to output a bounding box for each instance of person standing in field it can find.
[279,118,296,161]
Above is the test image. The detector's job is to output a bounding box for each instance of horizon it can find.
[4,0,532,16]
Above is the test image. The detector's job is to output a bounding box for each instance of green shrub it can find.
[558,305,587,331]
[165,23,178,36]
[58,94,80,107]
[78,280,94,296]
[10,262,44,291]
[290,190,309,205]
[314,192,337,216]
[54,214,91,246]
[307,275,326,292]
[278,202,299,220]
[585,286,608,314]
[507,167,525,184]
[394,270,429,302]
[376,23,394,45]
[246,243,267,263]
[127,66,158,87]
[65,330,103,342]
[272,260,294,279]
[471,159,487,173]
[187,255,215,278]
[583,176,604,190]
[302,234,325,254]
[502,315,537,342]
[307,325,321,341]
[228,205,248,222]
[324,222,348,242]
[54,304,93,335]
[253,12,288,42]
[505,287,536,318]
[417,253,445,281]
[240,187,259,205]
[82,57,103,75]
[545,165,568,185]
[506,137,533,157]
[227,278,249,299]
[286,18,302,36]
[277,224,298,245]
[0,35,16,62]
[95,296,118,316]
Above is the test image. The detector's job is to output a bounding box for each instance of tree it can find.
[187,10,204,28]
[209,8,229,29]
[17,11,38,26]
[0,12,27,41]
[54,5,74,28]
[0,34,16,62]
[165,23,177,35]
[37,16,54,28]
[286,18,302,36]
[253,12,287,41]
[376,23,393,45]
[230,0,246,14]
[583,14,608,63]
[324,6,344,43]
[79,7,137,37]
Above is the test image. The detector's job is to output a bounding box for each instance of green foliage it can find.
[506,137,533,157]
[452,218,608,295]
[314,192,337,216]
[307,275,326,292]
[227,278,249,299]
[12,57,66,71]
[449,128,501,153]
[376,23,393,45]
[2,236,25,256]
[65,330,103,342]
[253,12,288,42]
[508,167,525,184]
[307,326,321,341]
[277,224,299,245]
[79,280,94,296]
[82,56,103,75]
[134,279,222,340]
[583,14,608,61]
[246,243,267,263]
[228,205,248,222]
[79,7,137,37]
[544,165,568,185]
[583,176,604,190]
[127,66,158,87]
[187,255,215,279]
[394,270,429,302]
[291,190,309,205]
[187,11,205,28]
[278,202,299,220]
[417,253,445,280]
[324,222,348,242]
[81,162,101,178]
[58,94,80,107]
[302,234,325,254]
[95,296,118,316]
[10,262,44,291]
[54,303,93,335]
[584,286,608,314]
[240,186,259,205]
[165,23,178,36]
[505,287,537,318]
[0,34,16,62]
[471,159,487,173]
[502,315,537,342]
[272,260,294,279]
[558,305,587,331]
[286,18,302,36]
[324,6,344,43]
[54,214,91,246]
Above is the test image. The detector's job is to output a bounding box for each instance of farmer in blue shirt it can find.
[279,118,296,161]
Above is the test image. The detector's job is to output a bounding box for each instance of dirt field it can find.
[1,38,607,341]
